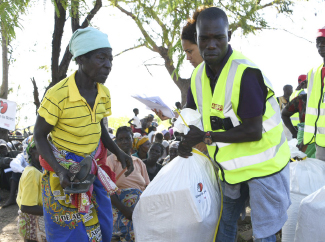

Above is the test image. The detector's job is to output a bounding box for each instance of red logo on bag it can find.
[0,101,8,114]
[197,183,203,192]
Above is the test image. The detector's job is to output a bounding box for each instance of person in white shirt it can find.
[128,108,142,133]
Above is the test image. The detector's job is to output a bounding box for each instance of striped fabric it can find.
[38,71,111,156]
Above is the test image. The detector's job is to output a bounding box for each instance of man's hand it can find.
[178,141,193,158]
[297,141,308,153]
[152,109,169,121]
[116,151,134,176]
[121,206,134,221]
[183,125,206,148]
[56,167,72,189]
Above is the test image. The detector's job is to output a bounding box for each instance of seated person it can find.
[16,137,46,241]
[132,136,150,160]
[0,141,20,202]
[3,136,31,208]
[106,126,150,242]
[143,143,164,181]
[153,132,169,160]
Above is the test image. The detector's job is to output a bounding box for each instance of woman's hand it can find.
[56,167,72,189]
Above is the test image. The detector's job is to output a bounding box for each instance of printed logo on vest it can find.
[211,103,223,111]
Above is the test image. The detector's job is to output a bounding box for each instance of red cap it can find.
[298,74,307,84]
[317,27,325,38]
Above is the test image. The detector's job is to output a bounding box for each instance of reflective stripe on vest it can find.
[289,89,304,125]
[191,50,290,184]
[304,64,325,146]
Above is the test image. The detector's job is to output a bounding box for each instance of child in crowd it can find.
[128,108,142,133]
[16,136,46,242]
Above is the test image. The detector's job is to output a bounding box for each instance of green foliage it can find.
[109,0,294,77]
[0,0,30,42]
[108,116,131,133]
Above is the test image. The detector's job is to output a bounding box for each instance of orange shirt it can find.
[106,154,150,191]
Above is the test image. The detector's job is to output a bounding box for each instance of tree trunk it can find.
[0,27,9,141]
[1,27,8,99]
[51,0,67,87]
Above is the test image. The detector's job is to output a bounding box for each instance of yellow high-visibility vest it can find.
[191,50,290,184]
[289,89,304,126]
[304,64,325,146]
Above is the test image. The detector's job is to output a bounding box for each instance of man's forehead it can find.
[197,18,228,34]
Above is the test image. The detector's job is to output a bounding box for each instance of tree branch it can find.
[30,77,40,115]
[51,0,67,84]
[114,3,159,52]
[80,0,102,28]
[114,44,145,57]
[71,0,80,32]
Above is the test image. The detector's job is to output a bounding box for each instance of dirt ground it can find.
[0,189,22,242]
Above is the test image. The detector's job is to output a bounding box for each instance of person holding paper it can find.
[177,7,291,242]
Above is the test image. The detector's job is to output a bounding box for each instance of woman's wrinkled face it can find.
[181,39,203,68]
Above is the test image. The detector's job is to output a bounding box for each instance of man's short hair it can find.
[197,7,229,28]
[283,85,292,91]
[155,132,163,141]
[116,126,133,139]
[133,108,138,113]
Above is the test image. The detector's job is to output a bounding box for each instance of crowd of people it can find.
[0,5,324,242]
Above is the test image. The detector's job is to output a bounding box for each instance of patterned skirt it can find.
[112,188,142,242]
[18,210,47,241]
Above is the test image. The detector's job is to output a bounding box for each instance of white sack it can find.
[282,159,325,242]
[173,108,203,134]
[289,158,325,196]
[281,193,306,242]
[294,186,325,242]
[287,139,307,160]
[133,150,220,242]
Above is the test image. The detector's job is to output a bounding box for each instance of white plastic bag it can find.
[173,108,203,134]
[287,139,307,159]
[133,150,220,242]
[289,158,325,196]
[294,186,325,242]
[282,159,325,242]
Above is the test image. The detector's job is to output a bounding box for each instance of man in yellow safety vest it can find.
[179,7,291,242]
[289,75,307,128]
[303,27,325,161]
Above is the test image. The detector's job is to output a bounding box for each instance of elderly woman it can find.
[106,126,150,242]
[17,136,46,241]
[34,27,133,242]
[132,136,150,160]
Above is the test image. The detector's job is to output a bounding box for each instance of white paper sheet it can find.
[131,94,175,118]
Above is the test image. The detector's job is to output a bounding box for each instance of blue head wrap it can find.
[69,27,111,60]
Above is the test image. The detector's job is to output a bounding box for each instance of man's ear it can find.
[228,30,232,42]
[194,32,198,44]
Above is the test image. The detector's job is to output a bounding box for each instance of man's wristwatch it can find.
[203,131,213,145]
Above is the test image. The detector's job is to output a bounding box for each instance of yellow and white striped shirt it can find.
[38,71,111,156]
